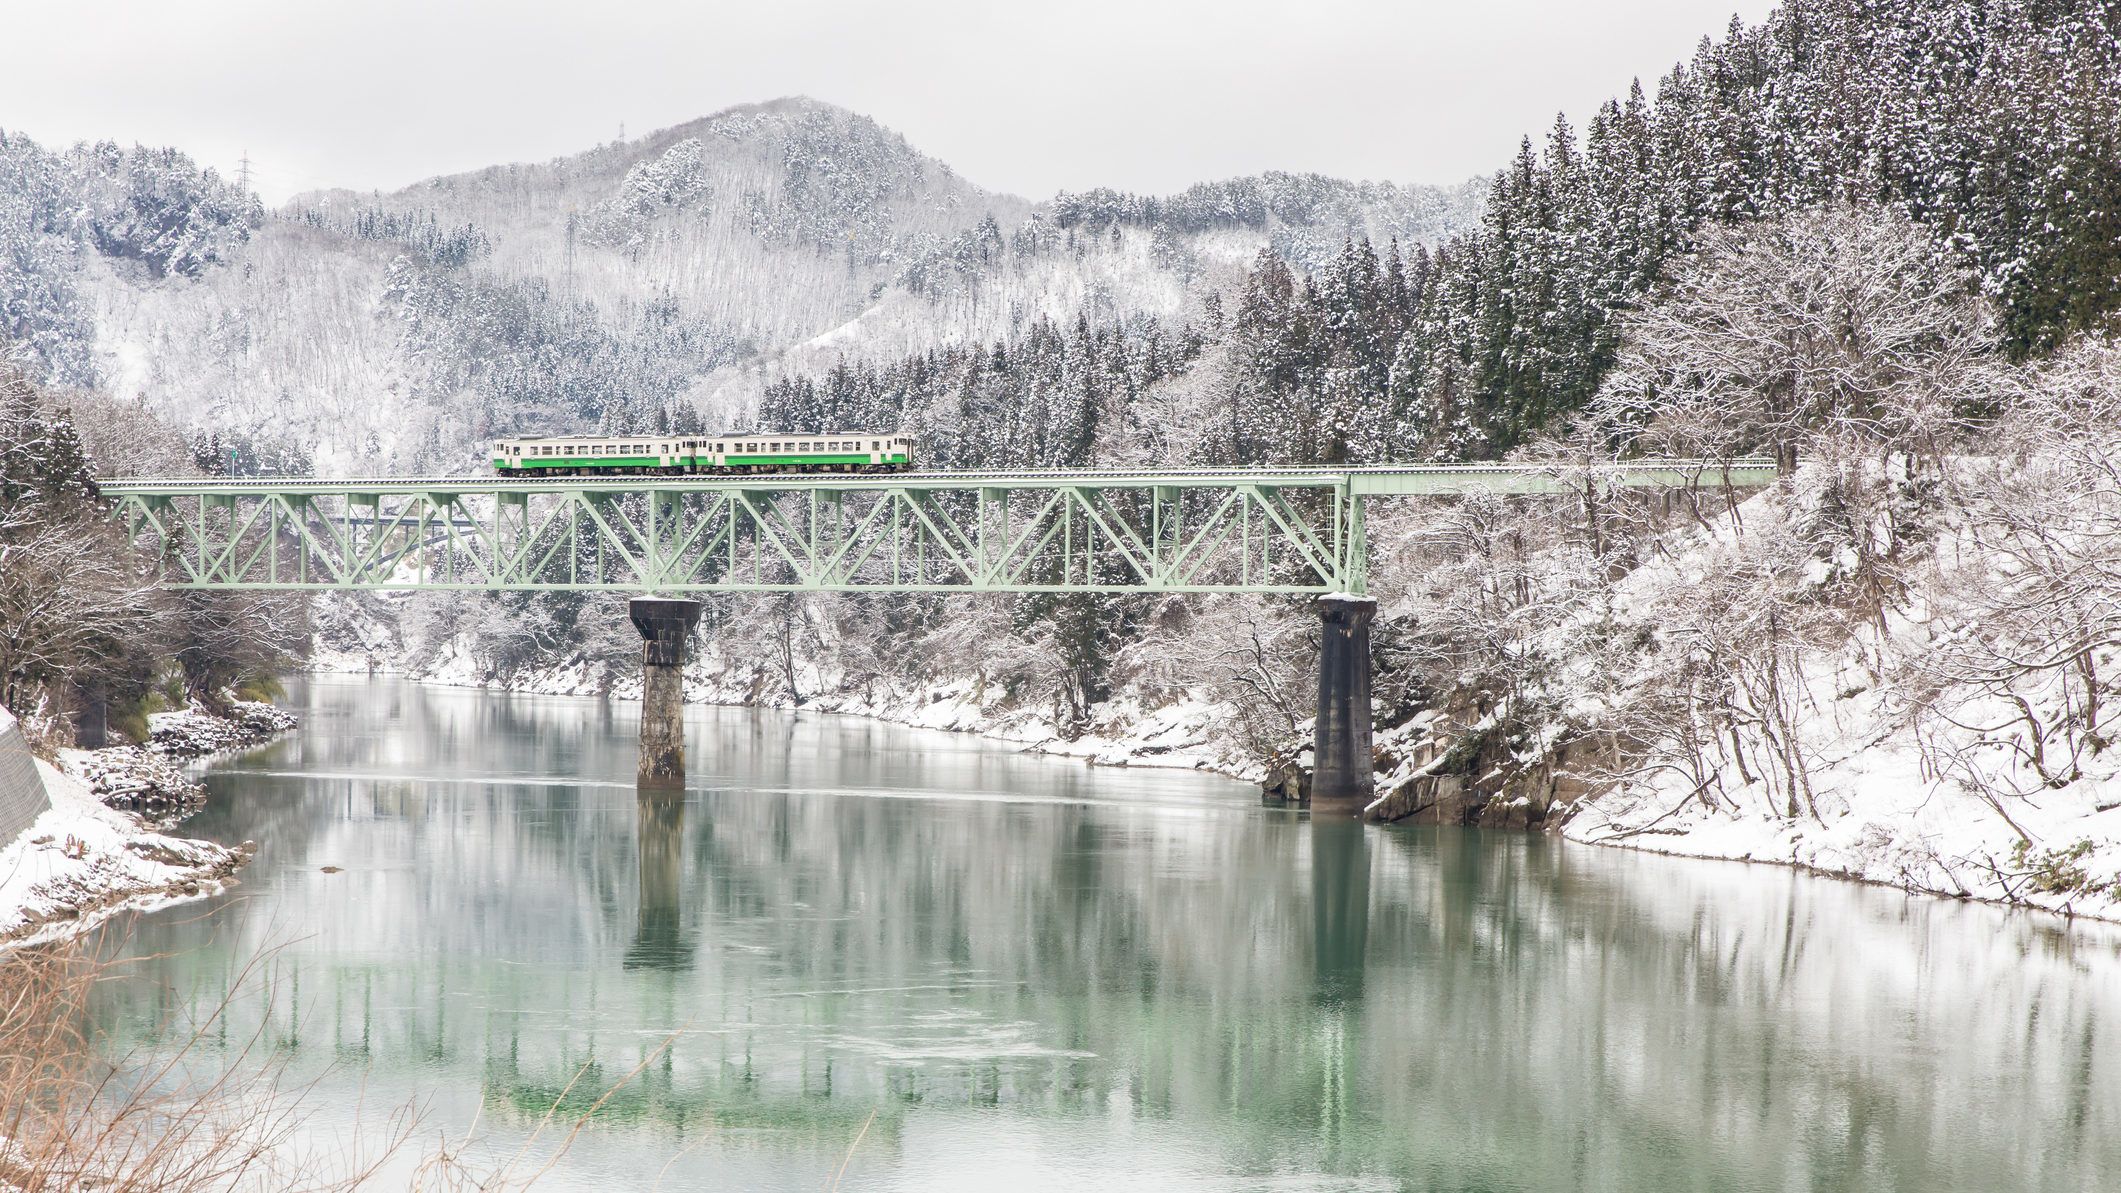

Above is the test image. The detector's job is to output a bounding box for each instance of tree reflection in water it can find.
[78,676,2121,1191]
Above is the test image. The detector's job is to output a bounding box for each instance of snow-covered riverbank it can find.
[0,758,252,949]
[58,701,299,818]
[314,636,1266,782]
[1,700,292,948]
[1552,655,2121,923]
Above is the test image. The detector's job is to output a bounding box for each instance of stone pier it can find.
[628,597,701,788]
[1310,595,1377,817]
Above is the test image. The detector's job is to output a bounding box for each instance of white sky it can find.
[1,0,1775,205]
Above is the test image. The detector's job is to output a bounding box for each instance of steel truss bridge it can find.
[101,462,1777,596]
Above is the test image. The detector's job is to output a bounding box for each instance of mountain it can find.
[1,97,1484,475]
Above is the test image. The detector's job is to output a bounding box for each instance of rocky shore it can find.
[0,758,256,949]
[58,700,297,819]
[0,698,291,948]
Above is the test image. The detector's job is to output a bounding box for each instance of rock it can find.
[1260,756,1311,804]
[62,700,297,823]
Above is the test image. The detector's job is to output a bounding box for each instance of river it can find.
[91,675,2121,1191]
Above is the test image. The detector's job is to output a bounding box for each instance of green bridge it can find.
[101,462,1773,597]
[103,460,1776,811]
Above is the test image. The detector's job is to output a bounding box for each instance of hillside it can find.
[10,0,2121,926]
[2,96,1483,475]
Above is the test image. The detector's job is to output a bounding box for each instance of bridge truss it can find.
[100,462,1776,596]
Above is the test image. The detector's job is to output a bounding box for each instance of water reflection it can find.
[85,677,2121,1192]
[1310,818,1369,1005]
[626,788,690,971]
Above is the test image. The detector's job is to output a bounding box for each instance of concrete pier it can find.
[1310,595,1378,817]
[629,597,701,788]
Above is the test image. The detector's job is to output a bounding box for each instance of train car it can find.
[492,432,915,476]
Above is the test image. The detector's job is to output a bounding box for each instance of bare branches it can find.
[1589,205,1995,471]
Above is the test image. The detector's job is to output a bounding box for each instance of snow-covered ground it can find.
[1532,461,2121,923]
[0,757,251,949]
[0,699,293,948]
[1556,632,2121,921]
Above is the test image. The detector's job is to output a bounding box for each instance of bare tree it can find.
[1590,204,1994,473]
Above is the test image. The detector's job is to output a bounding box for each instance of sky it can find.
[1,0,1776,205]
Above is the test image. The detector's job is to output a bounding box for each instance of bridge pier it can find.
[1311,595,1377,817]
[629,597,701,788]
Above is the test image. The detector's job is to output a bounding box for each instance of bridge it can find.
[104,461,1777,811]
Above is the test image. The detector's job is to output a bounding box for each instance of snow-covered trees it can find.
[1589,206,1993,471]
[1898,336,2121,811]
[759,313,1195,470]
[1,132,260,389]
[0,365,300,737]
[1191,0,2121,460]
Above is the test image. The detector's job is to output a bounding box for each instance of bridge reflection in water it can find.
[80,677,2121,1190]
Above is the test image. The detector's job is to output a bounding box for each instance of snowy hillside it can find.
[4,97,1482,475]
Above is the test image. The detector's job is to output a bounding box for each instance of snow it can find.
[1559,641,2121,921]
[0,756,250,950]
[1538,464,2121,922]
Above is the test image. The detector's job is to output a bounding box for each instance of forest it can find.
[3,0,2120,909]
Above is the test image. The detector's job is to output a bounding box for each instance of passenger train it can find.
[492,432,915,475]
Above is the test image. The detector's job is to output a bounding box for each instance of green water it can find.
[97,675,2121,1190]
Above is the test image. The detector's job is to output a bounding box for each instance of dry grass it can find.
[0,927,417,1191]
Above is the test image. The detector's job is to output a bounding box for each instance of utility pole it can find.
[236,150,253,194]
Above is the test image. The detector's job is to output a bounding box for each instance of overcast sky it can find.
[3,0,1774,205]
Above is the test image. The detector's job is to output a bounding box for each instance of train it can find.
[491,432,916,476]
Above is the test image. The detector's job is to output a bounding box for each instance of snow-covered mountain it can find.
[3,97,1482,475]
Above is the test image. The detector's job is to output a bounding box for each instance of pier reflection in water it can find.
[84,676,2121,1192]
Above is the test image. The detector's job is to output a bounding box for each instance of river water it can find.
[94,676,2121,1191]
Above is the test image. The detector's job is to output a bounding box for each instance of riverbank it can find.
[0,758,254,949]
[58,701,299,819]
[0,699,291,948]
[1551,701,2121,924]
[312,638,1264,781]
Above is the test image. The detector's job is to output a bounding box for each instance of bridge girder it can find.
[102,462,1777,597]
